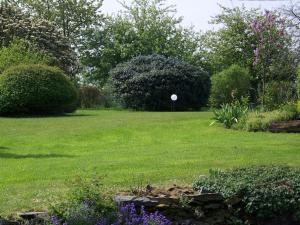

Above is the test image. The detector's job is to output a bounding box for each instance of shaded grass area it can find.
[0,110,299,215]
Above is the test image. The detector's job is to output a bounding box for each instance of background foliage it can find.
[80,0,202,86]
[110,55,210,111]
[0,39,55,74]
[209,65,251,108]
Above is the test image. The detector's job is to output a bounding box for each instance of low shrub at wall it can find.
[0,64,78,116]
[110,55,210,111]
[193,166,300,224]
[234,104,298,131]
[50,176,170,225]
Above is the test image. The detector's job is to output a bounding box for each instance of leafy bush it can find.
[209,65,251,108]
[110,55,210,111]
[0,64,78,115]
[262,81,297,110]
[236,104,298,131]
[0,39,55,74]
[212,100,248,128]
[193,166,300,222]
[50,176,114,225]
[50,176,170,225]
[79,86,103,108]
[297,101,300,115]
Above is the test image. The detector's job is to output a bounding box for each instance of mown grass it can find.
[0,109,299,215]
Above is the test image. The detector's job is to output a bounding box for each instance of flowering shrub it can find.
[250,11,293,106]
[51,203,171,225]
[50,175,170,225]
[113,203,171,225]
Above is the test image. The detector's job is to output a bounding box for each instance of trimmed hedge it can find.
[110,55,210,111]
[193,166,300,223]
[209,65,251,108]
[0,64,78,115]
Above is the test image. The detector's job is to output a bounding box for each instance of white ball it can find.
[171,94,178,101]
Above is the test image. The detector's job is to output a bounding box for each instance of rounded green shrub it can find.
[209,65,251,108]
[0,64,78,116]
[110,55,210,111]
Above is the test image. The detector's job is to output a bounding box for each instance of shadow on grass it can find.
[0,113,93,119]
[0,150,75,159]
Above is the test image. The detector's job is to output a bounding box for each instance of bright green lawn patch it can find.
[0,110,299,215]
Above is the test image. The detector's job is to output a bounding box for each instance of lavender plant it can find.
[115,203,171,225]
[51,203,171,225]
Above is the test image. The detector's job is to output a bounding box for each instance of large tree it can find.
[12,0,104,48]
[0,2,76,76]
[250,10,296,105]
[80,0,202,86]
[201,6,297,103]
[200,6,258,75]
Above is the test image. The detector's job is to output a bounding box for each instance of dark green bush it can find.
[193,166,300,222]
[0,39,55,74]
[79,86,103,108]
[0,64,78,115]
[209,65,251,108]
[110,55,210,111]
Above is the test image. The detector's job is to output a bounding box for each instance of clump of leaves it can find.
[193,166,300,221]
[211,100,248,128]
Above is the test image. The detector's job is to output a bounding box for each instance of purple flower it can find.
[115,203,171,225]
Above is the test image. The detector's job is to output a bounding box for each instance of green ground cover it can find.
[0,110,299,215]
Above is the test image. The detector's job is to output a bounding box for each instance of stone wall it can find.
[115,185,230,225]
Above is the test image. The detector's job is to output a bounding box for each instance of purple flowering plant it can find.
[52,203,171,225]
[114,203,171,225]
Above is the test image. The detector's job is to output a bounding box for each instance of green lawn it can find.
[0,110,299,215]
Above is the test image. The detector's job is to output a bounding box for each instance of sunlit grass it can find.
[0,109,299,215]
